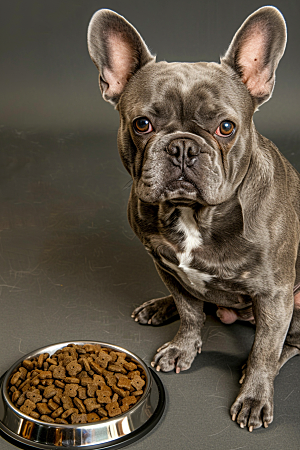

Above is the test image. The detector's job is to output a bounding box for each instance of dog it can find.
[87,6,300,431]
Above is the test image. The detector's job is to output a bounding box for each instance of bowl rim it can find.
[3,340,152,428]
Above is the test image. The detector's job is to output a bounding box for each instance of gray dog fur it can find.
[87,6,300,431]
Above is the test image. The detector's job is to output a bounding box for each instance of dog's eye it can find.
[215,120,235,137]
[133,117,153,134]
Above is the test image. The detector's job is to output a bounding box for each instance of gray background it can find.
[0,1,300,449]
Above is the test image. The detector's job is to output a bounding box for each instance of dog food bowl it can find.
[0,341,165,449]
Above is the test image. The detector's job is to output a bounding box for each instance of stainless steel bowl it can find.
[0,341,165,449]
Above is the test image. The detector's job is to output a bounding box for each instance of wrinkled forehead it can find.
[119,61,253,124]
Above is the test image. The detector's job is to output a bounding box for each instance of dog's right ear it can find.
[87,9,155,106]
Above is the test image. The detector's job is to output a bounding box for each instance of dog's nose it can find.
[166,138,200,168]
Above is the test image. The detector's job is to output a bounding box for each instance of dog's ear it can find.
[221,6,287,107]
[87,9,155,106]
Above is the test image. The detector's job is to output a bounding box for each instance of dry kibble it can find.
[73,397,86,413]
[64,384,78,398]
[55,418,68,424]
[51,406,64,419]
[106,401,122,418]
[40,415,55,423]
[26,389,42,403]
[43,385,57,399]
[84,398,100,412]
[87,412,100,422]
[8,344,146,424]
[48,399,60,411]
[36,403,52,415]
[71,413,87,424]
[61,408,78,419]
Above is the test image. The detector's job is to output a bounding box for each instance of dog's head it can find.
[88,7,286,206]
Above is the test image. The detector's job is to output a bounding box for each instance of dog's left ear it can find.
[221,6,287,107]
[87,9,155,106]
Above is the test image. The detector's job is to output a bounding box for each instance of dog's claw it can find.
[176,367,181,374]
[264,421,269,428]
[231,414,236,422]
[134,317,139,322]
[156,365,161,372]
[239,374,245,384]
[150,361,155,368]
[249,426,253,433]
[198,347,202,354]
[240,423,244,429]
[148,319,152,324]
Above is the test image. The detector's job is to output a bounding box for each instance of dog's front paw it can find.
[131,295,178,325]
[150,339,201,373]
[231,381,274,431]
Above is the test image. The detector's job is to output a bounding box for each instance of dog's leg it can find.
[131,295,178,325]
[149,266,205,373]
[231,288,294,431]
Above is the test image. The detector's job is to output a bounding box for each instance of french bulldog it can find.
[87,6,300,431]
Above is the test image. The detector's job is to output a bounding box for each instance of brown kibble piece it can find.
[133,390,144,396]
[30,411,40,419]
[103,372,117,387]
[73,397,86,413]
[112,385,128,398]
[26,389,42,403]
[19,367,28,380]
[43,385,57,399]
[40,415,55,423]
[131,376,145,390]
[51,406,64,419]
[106,401,122,418]
[94,352,112,369]
[61,395,73,410]
[97,390,111,404]
[36,403,52,415]
[84,398,100,412]
[80,376,93,386]
[117,376,132,390]
[65,377,80,384]
[87,383,98,398]
[55,418,68,424]
[112,393,118,403]
[53,366,66,379]
[61,408,78,419]
[37,354,44,369]
[77,387,87,399]
[20,399,36,415]
[123,361,137,371]
[122,396,137,407]
[48,399,60,411]
[80,358,90,371]
[66,361,82,376]
[10,372,21,385]
[71,413,88,424]
[64,384,78,398]
[39,371,52,380]
[87,412,100,423]
[127,371,140,379]
[89,361,103,375]
[16,393,26,406]
[97,407,108,417]
[22,360,34,371]
[108,364,127,374]
[55,380,65,389]
[12,391,21,403]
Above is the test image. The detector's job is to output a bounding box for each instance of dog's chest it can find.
[159,207,213,294]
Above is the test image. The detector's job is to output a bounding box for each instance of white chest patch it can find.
[161,207,213,294]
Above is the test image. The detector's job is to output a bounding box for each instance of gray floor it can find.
[0,128,300,450]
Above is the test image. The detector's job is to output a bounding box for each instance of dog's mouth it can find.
[165,177,200,204]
